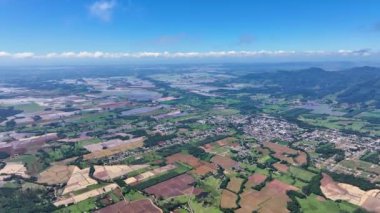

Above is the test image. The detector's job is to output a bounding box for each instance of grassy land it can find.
[210,108,240,116]
[203,176,222,189]
[13,102,43,113]
[299,115,380,136]
[8,154,46,175]
[133,162,192,190]
[124,190,146,201]
[189,197,222,213]
[296,194,358,213]
[273,172,295,185]
[339,160,380,175]
[54,197,97,213]
[258,155,273,164]
[289,166,316,182]
[72,183,109,196]
[77,138,102,147]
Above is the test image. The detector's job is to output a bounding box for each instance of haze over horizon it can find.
[1,0,380,64]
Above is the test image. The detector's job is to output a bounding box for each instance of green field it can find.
[339,160,380,175]
[124,190,146,201]
[297,194,358,213]
[189,197,222,213]
[272,172,296,185]
[77,138,102,147]
[13,102,43,113]
[203,176,222,189]
[55,197,97,213]
[299,115,380,136]
[8,154,46,175]
[289,166,316,182]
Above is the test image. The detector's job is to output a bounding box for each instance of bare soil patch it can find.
[38,165,76,185]
[227,177,244,193]
[144,174,200,199]
[211,155,238,170]
[220,189,238,209]
[237,179,298,213]
[320,173,380,213]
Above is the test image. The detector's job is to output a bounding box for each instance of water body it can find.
[121,105,167,116]
[101,88,162,101]
[297,103,345,116]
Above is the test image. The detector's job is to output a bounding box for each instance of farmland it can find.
[297,194,358,213]
[0,65,379,212]
[220,189,238,209]
[226,177,244,193]
[237,180,298,213]
[144,174,200,199]
[37,165,76,185]
[320,173,380,212]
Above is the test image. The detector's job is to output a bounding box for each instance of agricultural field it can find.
[61,167,97,195]
[296,194,358,213]
[83,138,144,160]
[220,189,238,209]
[289,166,317,182]
[0,65,379,212]
[273,162,289,172]
[93,164,149,181]
[263,142,308,166]
[0,162,29,178]
[226,177,244,193]
[13,102,44,113]
[95,199,162,213]
[237,180,298,213]
[339,159,380,176]
[320,173,380,213]
[245,173,267,189]
[211,155,238,170]
[144,174,201,199]
[38,165,76,185]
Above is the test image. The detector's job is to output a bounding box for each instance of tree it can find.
[5,120,16,129]
[0,152,10,160]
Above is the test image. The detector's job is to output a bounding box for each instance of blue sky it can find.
[0,0,379,63]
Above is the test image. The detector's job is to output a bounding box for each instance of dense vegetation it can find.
[360,151,379,165]
[0,107,22,122]
[326,171,378,191]
[315,143,345,162]
[0,187,55,212]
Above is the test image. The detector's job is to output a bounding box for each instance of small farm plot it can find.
[220,189,238,209]
[226,177,244,193]
[289,166,316,182]
[0,162,29,178]
[273,162,289,173]
[95,199,162,213]
[37,165,76,185]
[61,167,98,195]
[296,194,358,213]
[93,164,149,181]
[245,173,267,189]
[211,155,238,170]
[237,179,298,213]
[166,153,203,168]
[143,174,201,199]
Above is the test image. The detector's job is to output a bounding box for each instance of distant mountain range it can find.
[239,66,380,107]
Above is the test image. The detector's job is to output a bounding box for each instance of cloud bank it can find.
[0,49,376,60]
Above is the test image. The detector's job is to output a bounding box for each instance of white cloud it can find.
[89,0,116,21]
[0,49,377,60]
[0,51,10,57]
[13,52,35,59]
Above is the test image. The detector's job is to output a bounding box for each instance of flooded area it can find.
[296,102,345,116]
